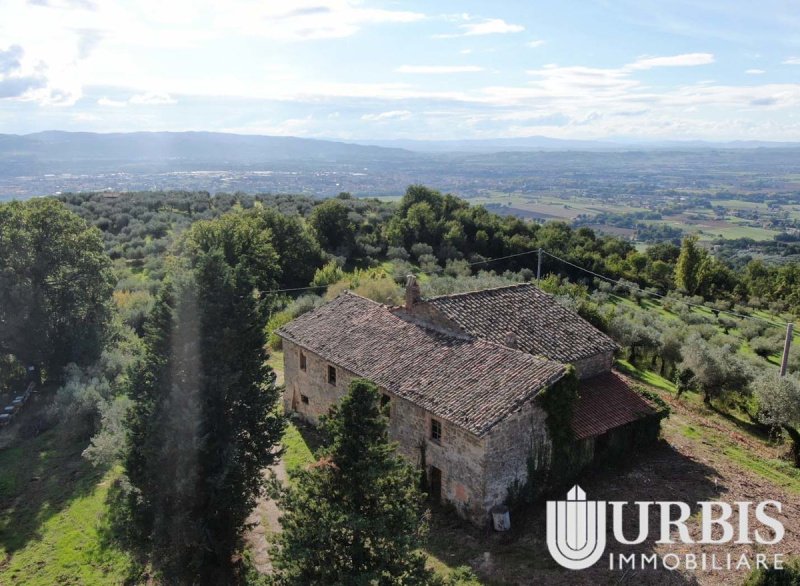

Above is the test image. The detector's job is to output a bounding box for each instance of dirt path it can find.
[244,360,287,574]
[244,453,287,574]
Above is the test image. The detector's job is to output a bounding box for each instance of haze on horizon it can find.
[2,0,800,142]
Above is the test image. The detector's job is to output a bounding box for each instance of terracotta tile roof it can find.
[425,283,618,363]
[277,293,566,437]
[572,371,656,439]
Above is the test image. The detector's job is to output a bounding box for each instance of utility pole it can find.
[780,322,794,378]
[537,248,542,283]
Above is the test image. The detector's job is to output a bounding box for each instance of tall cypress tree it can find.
[123,211,285,584]
[272,379,434,586]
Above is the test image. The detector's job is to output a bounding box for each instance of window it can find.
[328,365,337,386]
[430,418,442,443]
[380,394,391,416]
[299,351,307,371]
[300,394,309,404]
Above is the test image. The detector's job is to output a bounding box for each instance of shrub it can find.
[266,311,293,351]
[311,260,344,287]
[386,246,410,261]
[750,336,783,358]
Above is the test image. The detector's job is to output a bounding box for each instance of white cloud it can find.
[214,1,426,40]
[396,65,483,74]
[361,110,412,121]
[745,69,765,74]
[435,17,524,38]
[526,39,546,48]
[783,57,800,65]
[98,92,176,106]
[97,96,126,107]
[462,18,524,35]
[626,52,715,70]
[129,92,176,105]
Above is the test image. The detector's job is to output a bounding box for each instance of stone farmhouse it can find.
[277,278,658,525]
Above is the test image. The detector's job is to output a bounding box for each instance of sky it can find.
[2,0,800,141]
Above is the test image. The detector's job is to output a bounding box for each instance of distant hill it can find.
[2,130,799,200]
[0,131,418,165]
[354,136,800,153]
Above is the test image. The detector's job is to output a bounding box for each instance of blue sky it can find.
[2,0,800,140]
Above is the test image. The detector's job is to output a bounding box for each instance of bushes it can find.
[744,559,800,585]
[311,260,344,287]
[267,311,293,351]
[266,295,325,351]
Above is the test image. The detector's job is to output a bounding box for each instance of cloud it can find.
[526,39,546,48]
[129,92,176,105]
[626,52,715,70]
[397,65,483,74]
[0,45,48,99]
[0,45,23,74]
[0,75,46,98]
[98,92,177,106]
[436,17,524,38]
[28,0,96,9]
[75,29,103,59]
[783,57,800,65]
[97,97,126,107]
[361,110,412,121]
[217,2,426,40]
[745,69,765,74]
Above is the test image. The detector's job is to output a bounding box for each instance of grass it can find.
[268,349,284,384]
[0,468,134,585]
[280,421,316,475]
[0,404,135,585]
[722,445,800,493]
[616,359,676,393]
[620,356,800,495]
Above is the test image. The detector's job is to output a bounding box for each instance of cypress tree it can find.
[272,379,434,586]
[123,211,285,584]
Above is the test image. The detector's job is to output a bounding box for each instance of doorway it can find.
[429,466,442,502]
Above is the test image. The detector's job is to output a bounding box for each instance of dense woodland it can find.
[2,186,800,583]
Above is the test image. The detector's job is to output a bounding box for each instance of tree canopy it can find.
[0,198,114,379]
[272,379,434,585]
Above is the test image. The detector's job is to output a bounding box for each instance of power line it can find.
[259,248,544,296]
[540,249,788,328]
[260,245,790,330]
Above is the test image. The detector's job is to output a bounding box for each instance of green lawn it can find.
[280,421,316,475]
[615,359,676,393]
[0,415,135,585]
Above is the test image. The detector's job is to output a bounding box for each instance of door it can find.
[429,466,442,502]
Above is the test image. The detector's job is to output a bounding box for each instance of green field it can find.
[465,192,788,243]
[0,407,136,585]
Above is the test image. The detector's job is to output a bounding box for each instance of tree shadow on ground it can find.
[708,402,775,441]
[0,393,102,558]
[426,439,725,585]
[292,417,327,455]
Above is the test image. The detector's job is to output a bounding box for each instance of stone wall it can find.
[281,337,490,524]
[572,350,614,379]
[484,399,552,508]
[282,339,354,423]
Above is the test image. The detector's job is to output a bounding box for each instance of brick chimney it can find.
[504,331,518,349]
[405,274,421,310]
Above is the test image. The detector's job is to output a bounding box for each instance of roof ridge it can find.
[477,336,566,368]
[425,281,534,302]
